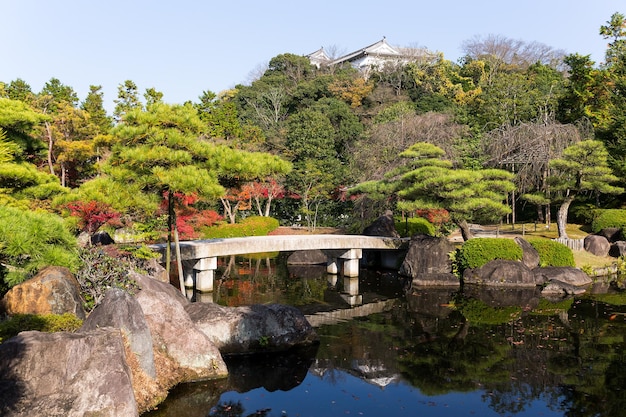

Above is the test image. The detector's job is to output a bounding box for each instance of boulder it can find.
[363,210,400,238]
[609,241,626,257]
[1,266,86,319]
[91,230,115,246]
[81,288,156,378]
[399,235,457,286]
[597,227,622,243]
[186,302,318,354]
[132,272,228,380]
[0,328,137,417]
[514,237,540,269]
[287,249,327,265]
[533,266,592,287]
[584,234,610,257]
[463,260,537,287]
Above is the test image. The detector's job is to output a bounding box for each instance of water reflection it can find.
[146,253,626,417]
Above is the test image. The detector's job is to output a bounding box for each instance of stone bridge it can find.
[150,235,407,292]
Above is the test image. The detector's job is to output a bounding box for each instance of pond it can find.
[145,252,626,417]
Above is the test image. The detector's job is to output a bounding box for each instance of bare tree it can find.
[350,111,470,182]
[461,34,567,82]
[481,118,584,223]
[246,61,269,85]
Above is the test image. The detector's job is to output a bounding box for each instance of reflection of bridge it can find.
[150,235,407,292]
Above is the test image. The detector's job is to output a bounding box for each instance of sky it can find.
[1,0,624,113]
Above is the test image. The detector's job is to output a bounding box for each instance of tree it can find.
[600,12,626,65]
[0,98,48,160]
[353,142,515,241]
[81,85,112,133]
[113,80,142,121]
[547,140,622,239]
[102,102,291,283]
[482,119,582,224]
[285,108,345,229]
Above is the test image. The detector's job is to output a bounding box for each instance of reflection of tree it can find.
[209,400,273,417]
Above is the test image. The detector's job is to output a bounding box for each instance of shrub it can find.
[394,217,436,237]
[527,238,575,267]
[75,246,148,312]
[457,238,523,272]
[591,209,626,233]
[0,206,79,289]
[0,313,83,343]
[202,216,279,239]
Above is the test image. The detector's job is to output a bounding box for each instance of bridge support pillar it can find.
[325,249,362,277]
[194,257,217,292]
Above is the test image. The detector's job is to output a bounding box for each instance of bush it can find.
[527,238,575,267]
[457,238,523,272]
[0,313,83,343]
[75,246,149,312]
[591,209,626,233]
[0,206,79,289]
[394,217,436,237]
[202,216,280,239]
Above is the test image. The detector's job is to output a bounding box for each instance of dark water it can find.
[146,253,626,417]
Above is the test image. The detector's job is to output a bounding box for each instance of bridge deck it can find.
[151,234,407,261]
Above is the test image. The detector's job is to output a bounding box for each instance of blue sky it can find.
[2,0,623,113]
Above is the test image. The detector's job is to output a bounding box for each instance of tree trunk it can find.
[457,219,474,241]
[556,195,575,239]
[45,121,55,176]
[166,193,173,280]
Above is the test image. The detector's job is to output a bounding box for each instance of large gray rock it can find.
[1,266,86,319]
[186,302,318,354]
[132,272,228,380]
[597,227,622,243]
[584,234,610,257]
[82,288,156,378]
[463,260,537,287]
[533,267,592,287]
[363,210,400,238]
[514,237,540,269]
[399,235,457,286]
[609,241,626,257]
[0,328,137,417]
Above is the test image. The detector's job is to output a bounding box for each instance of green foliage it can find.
[394,217,436,237]
[527,238,575,267]
[591,209,626,233]
[0,206,79,288]
[75,247,144,312]
[0,313,83,343]
[457,238,523,271]
[355,142,515,238]
[202,216,279,238]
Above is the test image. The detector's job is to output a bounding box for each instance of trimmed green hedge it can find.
[527,238,575,267]
[394,217,436,237]
[457,238,523,271]
[591,209,626,233]
[201,216,280,239]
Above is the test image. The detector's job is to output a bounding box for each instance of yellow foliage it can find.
[329,78,374,108]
